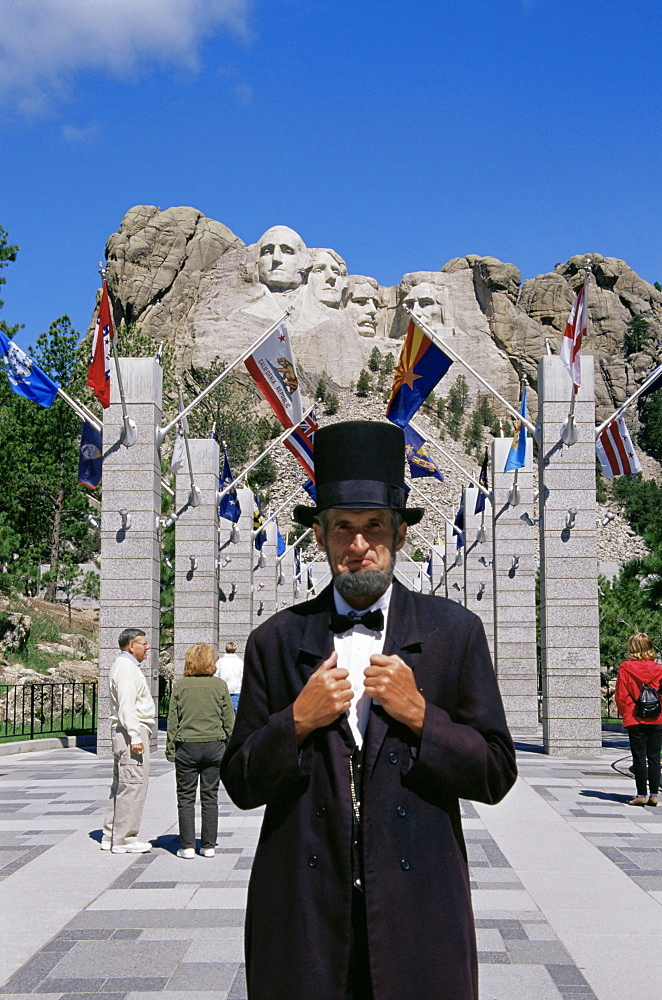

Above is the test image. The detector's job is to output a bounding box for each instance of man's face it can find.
[257,226,306,290]
[404,282,442,327]
[314,508,407,606]
[347,282,380,335]
[127,635,149,663]
[310,251,347,307]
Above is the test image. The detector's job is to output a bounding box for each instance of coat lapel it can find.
[364,581,433,776]
[298,584,354,746]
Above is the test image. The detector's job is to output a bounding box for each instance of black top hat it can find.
[293,420,425,527]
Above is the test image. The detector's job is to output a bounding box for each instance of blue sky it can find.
[1,0,661,350]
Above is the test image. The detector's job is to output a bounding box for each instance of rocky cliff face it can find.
[99,206,662,421]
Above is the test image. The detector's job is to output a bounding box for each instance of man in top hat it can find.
[221,420,516,1000]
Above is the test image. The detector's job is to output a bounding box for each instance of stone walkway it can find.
[0,732,659,999]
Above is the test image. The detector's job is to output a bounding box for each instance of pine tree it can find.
[368,346,382,372]
[356,370,372,396]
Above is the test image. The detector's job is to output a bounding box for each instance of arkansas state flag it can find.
[245,321,303,428]
[284,410,318,480]
[596,416,642,477]
[87,281,114,408]
[560,280,588,389]
[386,320,453,427]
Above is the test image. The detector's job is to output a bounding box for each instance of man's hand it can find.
[364,655,425,737]
[293,651,353,746]
[130,742,145,755]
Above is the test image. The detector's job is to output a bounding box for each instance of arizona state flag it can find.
[87,281,114,408]
[386,320,453,427]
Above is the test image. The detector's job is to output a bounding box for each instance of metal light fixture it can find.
[189,555,198,572]
[476,525,486,544]
[84,513,99,528]
[477,581,486,596]
[511,553,520,572]
[600,512,616,527]
[507,483,521,507]
[119,509,131,530]
[565,507,578,529]
[257,550,266,569]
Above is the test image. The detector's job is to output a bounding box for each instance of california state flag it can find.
[244,321,303,429]
[87,281,114,408]
[560,279,588,389]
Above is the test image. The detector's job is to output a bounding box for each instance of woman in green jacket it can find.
[166,642,235,858]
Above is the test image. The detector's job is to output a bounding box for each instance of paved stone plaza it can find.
[0,733,660,999]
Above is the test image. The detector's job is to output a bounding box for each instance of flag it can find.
[277,528,286,557]
[302,478,317,502]
[294,546,301,583]
[386,319,453,427]
[170,424,186,474]
[596,416,642,477]
[504,388,527,472]
[560,282,587,389]
[245,320,304,428]
[425,552,433,578]
[253,493,267,550]
[638,361,662,399]
[454,507,464,549]
[219,449,241,523]
[285,409,318,480]
[87,281,115,408]
[0,331,59,407]
[77,421,103,489]
[403,424,444,481]
[474,450,489,514]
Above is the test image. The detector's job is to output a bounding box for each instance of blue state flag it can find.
[277,529,286,557]
[0,332,59,408]
[474,450,489,514]
[403,425,444,481]
[425,552,433,579]
[386,320,453,428]
[504,388,527,473]
[253,493,267,550]
[454,506,465,549]
[302,478,317,502]
[294,546,302,583]
[219,449,241,524]
[77,422,103,489]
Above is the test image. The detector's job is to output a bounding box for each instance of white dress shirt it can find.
[332,585,393,748]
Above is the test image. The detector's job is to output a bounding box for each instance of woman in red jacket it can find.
[615,632,662,807]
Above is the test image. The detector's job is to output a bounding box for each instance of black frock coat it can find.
[220,580,517,1000]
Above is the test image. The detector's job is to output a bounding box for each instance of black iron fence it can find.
[0,683,97,740]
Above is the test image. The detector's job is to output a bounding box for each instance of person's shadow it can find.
[579,790,633,805]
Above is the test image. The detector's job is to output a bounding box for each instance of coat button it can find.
[401,859,410,871]
[308,855,318,868]
[389,752,399,764]
[396,805,406,817]
[316,806,326,817]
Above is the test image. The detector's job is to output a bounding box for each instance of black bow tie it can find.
[330,608,384,634]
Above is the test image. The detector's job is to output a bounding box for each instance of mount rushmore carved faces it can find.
[309,249,348,308]
[346,275,381,337]
[404,280,445,329]
[255,225,311,291]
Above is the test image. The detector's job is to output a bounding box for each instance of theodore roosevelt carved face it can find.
[255,225,310,291]
[347,276,381,336]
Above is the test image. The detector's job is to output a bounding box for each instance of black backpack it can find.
[634,682,662,720]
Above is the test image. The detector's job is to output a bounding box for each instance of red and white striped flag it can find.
[560,280,588,389]
[244,320,303,429]
[87,281,114,408]
[596,416,642,477]
[284,410,318,480]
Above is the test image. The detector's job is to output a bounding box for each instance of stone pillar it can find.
[277,544,296,611]
[99,359,162,757]
[538,355,601,756]
[444,518,465,604]
[492,437,539,733]
[173,439,220,678]
[218,487,254,654]
[463,484,494,659]
[429,542,445,595]
[252,519,278,625]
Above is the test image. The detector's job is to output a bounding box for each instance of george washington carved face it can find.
[255,225,310,291]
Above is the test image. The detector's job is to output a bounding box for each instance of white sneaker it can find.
[100,840,111,852]
[177,848,195,859]
[110,841,152,854]
[200,847,215,858]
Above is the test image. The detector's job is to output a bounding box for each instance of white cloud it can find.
[233,83,253,108]
[61,121,99,142]
[0,0,252,112]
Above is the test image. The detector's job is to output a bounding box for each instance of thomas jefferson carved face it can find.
[309,249,348,308]
[347,277,381,337]
[404,281,444,328]
[256,226,309,291]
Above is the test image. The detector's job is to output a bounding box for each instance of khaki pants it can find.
[102,724,151,847]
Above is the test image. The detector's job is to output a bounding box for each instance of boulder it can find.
[0,613,31,654]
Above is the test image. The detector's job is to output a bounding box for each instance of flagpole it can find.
[595,363,662,437]
[99,267,138,448]
[217,402,316,503]
[175,383,201,508]
[409,419,490,498]
[277,527,313,564]
[407,481,464,542]
[158,310,290,443]
[253,484,302,538]
[56,388,102,432]
[508,467,521,506]
[560,264,590,446]
[405,307,539,440]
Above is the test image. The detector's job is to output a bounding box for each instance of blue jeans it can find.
[174,740,225,850]
[627,724,662,796]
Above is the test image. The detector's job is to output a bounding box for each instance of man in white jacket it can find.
[101,629,156,854]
